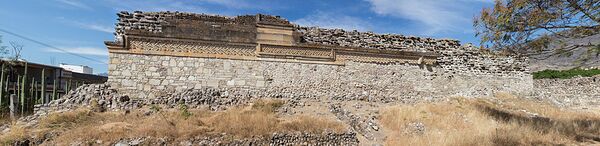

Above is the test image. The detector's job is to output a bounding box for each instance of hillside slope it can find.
[528,33,600,71]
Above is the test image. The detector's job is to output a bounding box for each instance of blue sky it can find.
[0,0,493,74]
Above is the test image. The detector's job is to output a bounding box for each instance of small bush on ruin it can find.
[178,104,192,119]
[533,68,600,79]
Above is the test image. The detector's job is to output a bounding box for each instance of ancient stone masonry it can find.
[532,76,600,107]
[105,11,533,99]
[437,44,529,77]
[297,27,460,52]
[297,27,529,77]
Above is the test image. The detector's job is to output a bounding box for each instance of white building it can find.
[59,63,93,74]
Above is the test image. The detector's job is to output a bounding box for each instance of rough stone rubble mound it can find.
[18,84,362,145]
[36,84,261,113]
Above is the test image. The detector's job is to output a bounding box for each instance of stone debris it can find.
[33,84,262,114]
[404,122,426,135]
[329,104,385,142]
[11,132,358,146]
[112,132,358,146]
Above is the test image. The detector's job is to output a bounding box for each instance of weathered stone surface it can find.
[107,11,532,100]
[532,76,600,107]
[107,53,532,100]
[298,27,459,52]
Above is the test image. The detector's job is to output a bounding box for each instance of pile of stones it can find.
[34,84,265,114]
[329,104,383,141]
[32,83,406,118]
[34,84,130,113]
[64,132,358,146]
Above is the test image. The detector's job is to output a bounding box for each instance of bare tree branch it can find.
[9,41,23,60]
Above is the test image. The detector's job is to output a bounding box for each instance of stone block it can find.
[207,80,219,87]
[149,79,161,85]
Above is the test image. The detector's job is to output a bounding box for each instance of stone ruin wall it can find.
[108,53,531,100]
[298,27,529,77]
[533,76,600,107]
[106,11,532,100]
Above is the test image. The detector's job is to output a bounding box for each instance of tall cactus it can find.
[52,79,57,100]
[5,74,9,96]
[30,78,34,105]
[41,69,45,103]
[21,62,27,114]
[20,76,25,114]
[66,79,70,93]
[16,75,20,100]
[0,63,4,107]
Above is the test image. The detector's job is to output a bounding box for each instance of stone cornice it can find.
[106,35,438,65]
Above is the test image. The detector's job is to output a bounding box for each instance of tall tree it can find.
[474,0,599,54]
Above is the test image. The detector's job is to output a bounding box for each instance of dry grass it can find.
[380,95,600,146]
[0,98,345,145]
[380,98,496,146]
[0,125,28,145]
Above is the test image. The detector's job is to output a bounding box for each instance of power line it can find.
[0,28,108,65]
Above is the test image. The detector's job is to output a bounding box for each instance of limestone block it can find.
[149,79,161,85]
[122,70,132,76]
[227,80,236,86]
[207,80,219,87]
[256,80,266,87]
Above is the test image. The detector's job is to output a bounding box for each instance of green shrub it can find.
[533,68,600,79]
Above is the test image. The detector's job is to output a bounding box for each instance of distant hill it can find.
[528,32,600,72]
[97,72,108,77]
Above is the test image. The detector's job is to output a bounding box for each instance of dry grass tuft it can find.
[380,95,600,146]
[251,98,285,113]
[206,107,279,138]
[38,108,95,129]
[0,125,28,145]
[278,115,346,133]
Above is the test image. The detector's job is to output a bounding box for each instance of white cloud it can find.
[46,47,108,56]
[365,0,488,35]
[57,17,113,33]
[55,0,92,10]
[293,11,373,31]
[201,0,255,9]
[110,1,206,13]
[103,0,273,17]
[77,23,113,33]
